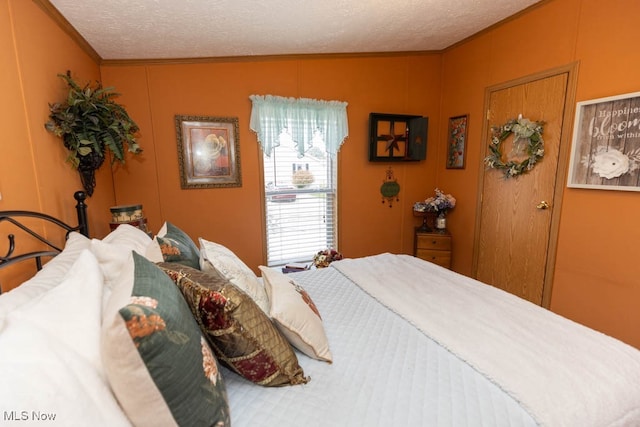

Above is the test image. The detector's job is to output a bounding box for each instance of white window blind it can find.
[263,131,336,266]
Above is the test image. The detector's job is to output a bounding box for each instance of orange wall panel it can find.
[441,0,640,348]
[0,0,37,212]
[102,54,442,271]
[0,0,108,290]
[10,0,110,235]
[548,0,640,348]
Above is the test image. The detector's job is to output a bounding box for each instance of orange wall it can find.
[440,0,640,348]
[1,0,115,230]
[101,55,442,272]
[0,0,113,289]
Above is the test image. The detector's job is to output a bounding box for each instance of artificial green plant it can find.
[45,71,142,196]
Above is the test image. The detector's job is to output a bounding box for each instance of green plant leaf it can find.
[44,71,141,181]
[78,147,92,156]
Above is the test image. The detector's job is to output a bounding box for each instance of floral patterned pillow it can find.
[102,252,229,426]
[259,266,332,363]
[198,237,270,314]
[153,222,200,269]
[158,262,309,387]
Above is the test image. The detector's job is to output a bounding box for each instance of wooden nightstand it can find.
[414,228,452,269]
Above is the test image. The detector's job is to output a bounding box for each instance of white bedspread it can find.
[332,253,640,427]
[225,265,538,427]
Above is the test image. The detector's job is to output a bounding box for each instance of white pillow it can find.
[199,238,269,313]
[102,223,152,249]
[91,229,152,288]
[259,266,332,363]
[144,238,164,263]
[0,231,90,317]
[90,224,156,288]
[0,250,131,426]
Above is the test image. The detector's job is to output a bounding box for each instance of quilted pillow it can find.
[152,222,200,269]
[198,237,269,314]
[259,266,332,363]
[102,252,229,426]
[158,262,308,387]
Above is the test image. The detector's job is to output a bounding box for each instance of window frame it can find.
[260,138,338,267]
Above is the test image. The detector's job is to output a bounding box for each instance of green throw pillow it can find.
[156,222,200,269]
[102,252,229,427]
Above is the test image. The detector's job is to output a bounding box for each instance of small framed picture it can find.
[446,115,468,169]
[175,115,242,189]
[567,91,640,191]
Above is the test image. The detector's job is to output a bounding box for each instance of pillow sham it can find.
[151,222,200,269]
[158,262,309,387]
[198,237,269,314]
[259,266,333,363]
[102,223,152,248]
[0,231,90,316]
[0,250,131,426]
[90,225,155,286]
[102,252,229,427]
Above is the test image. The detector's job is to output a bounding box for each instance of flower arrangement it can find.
[413,188,456,215]
[313,248,343,268]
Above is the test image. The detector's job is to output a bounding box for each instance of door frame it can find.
[471,63,579,308]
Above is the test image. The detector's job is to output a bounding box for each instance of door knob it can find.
[536,200,550,210]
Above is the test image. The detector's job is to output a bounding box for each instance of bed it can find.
[1,194,639,427]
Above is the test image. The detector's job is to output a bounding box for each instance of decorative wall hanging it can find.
[446,115,468,169]
[45,71,142,197]
[380,167,400,207]
[369,113,428,161]
[567,91,640,191]
[484,114,545,178]
[175,115,241,189]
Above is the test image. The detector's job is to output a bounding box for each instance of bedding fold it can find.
[332,253,640,427]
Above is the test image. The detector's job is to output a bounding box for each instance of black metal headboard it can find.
[0,191,89,292]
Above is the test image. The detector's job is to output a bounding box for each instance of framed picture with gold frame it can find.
[368,113,428,161]
[175,115,242,189]
[446,115,468,169]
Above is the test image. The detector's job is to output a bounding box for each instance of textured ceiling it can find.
[48,0,542,61]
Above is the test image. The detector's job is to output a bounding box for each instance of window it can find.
[249,95,348,266]
[263,130,336,266]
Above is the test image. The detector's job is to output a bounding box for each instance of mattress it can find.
[223,266,538,427]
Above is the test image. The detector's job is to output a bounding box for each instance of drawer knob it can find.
[432,240,437,244]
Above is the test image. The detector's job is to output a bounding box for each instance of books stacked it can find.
[281,262,310,274]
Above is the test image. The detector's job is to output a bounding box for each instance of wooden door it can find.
[473,66,576,307]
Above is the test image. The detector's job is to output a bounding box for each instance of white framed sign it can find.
[567,91,640,191]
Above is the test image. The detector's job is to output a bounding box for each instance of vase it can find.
[435,212,447,230]
[414,210,432,232]
[77,151,105,197]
